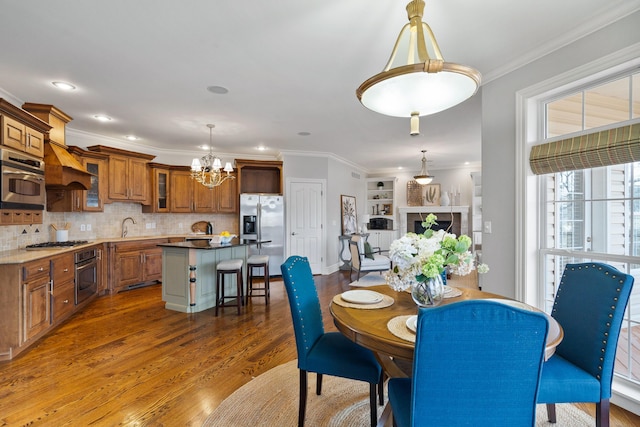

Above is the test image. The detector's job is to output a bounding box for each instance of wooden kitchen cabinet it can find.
[51,252,75,322]
[86,145,155,203]
[169,167,237,213]
[0,245,103,361]
[46,147,109,212]
[216,171,238,213]
[0,210,43,225]
[142,163,171,213]
[22,258,51,341]
[235,158,282,194]
[169,169,195,212]
[108,238,168,293]
[0,99,51,157]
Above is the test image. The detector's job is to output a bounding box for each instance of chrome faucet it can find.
[121,217,136,238]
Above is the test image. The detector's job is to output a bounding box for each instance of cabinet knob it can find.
[63,299,69,304]
[63,268,69,272]
[38,267,44,272]
[291,232,297,235]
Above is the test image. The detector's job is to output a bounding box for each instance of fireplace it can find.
[398,206,469,237]
[414,220,452,234]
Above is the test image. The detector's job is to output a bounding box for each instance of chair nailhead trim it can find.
[286,257,321,354]
[558,263,625,377]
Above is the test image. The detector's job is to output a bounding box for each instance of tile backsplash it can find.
[0,203,238,252]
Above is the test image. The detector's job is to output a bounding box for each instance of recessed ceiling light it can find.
[51,81,76,91]
[93,115,112,122]
[298,131,311,136]
[256,146,267,151]
[397,166,404,170]
[207,86,229,94]
[464,161,470,165]
[125,135,139,141]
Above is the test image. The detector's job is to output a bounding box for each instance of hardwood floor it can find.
[0,271,638,426]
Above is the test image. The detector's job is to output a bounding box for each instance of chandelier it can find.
[414,150,434,185]
[190,124,235,189]
[356,0,481,136]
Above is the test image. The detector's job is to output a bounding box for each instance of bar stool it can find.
[215,259,244,316]
[247,255,270,304]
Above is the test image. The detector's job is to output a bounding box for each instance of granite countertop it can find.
[158,238,248,250]
[0,234,214,265]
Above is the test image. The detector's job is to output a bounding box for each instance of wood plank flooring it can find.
[0,271,638,426]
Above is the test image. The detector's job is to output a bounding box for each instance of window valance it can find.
[529,123,640,175]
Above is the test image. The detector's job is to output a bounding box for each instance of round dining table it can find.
[330,284,563,364]
[330,284,563,427]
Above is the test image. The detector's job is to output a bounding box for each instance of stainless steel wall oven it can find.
[0,147,45,210]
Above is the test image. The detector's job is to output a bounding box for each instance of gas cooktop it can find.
[25,240,89,250]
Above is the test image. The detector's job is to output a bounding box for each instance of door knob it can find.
[291,232,297,235]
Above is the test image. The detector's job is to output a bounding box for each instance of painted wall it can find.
[281,152,367,273]
[481,11,640,297]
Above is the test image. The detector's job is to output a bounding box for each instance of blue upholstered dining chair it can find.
[537,262,634,427]
[280,256,384,427]
[388,300,549,427]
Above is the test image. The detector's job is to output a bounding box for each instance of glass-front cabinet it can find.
[143,163,171,213]
[78,153,108,212]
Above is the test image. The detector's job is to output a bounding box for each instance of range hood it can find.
[44,141,92,190]
[21,103,93,190]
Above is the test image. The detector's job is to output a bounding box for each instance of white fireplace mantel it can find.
[398,206,469,235]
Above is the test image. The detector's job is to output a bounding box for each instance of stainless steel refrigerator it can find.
[239,194,285,276]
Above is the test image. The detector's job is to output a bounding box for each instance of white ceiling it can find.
[0,0,638,174]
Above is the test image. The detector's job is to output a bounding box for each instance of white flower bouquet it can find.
[384,214,489,292]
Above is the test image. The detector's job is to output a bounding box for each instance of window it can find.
[540,70,640,384]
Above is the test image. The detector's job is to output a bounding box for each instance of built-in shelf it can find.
[365,177,398,251]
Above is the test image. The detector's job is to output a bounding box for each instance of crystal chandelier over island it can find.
[190,124,235,189]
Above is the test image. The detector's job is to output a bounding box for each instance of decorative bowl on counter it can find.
[210,234,236,245]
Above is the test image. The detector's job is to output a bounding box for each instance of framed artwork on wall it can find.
[341,195,358,235]
[423,184,441,206]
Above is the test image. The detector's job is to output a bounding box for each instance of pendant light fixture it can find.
[190,124,235,189]
[356,0,481,136]
[414,150,434,185]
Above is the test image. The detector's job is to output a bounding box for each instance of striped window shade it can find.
[529,123,640,175]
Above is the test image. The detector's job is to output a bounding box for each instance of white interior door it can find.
[286,179,324,274]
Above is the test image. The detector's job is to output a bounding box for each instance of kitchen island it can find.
[159,239,249,313]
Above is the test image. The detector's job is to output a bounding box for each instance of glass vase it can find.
[411,275,445,308]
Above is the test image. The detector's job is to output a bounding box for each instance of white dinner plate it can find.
[483,298,533,311]
[406,315,417,333]
[444,286,454,294]
[341,290,383,305]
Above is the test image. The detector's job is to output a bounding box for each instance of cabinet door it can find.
[193,180,214,212]
[25,128,44,157]
[108,156,129,200]
[143,248,163,282]
[23,279,51,340]
[2,115,26,151]
[52,280,74,322]
[81,157,107,211]
[216,173,238,213]
[115,252,144,287]
[153,169,170,212]
[170,171,193,212]
[128,158,148,201]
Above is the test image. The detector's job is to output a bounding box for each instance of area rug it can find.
[348,273,387,287]
[202,360,594,426]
